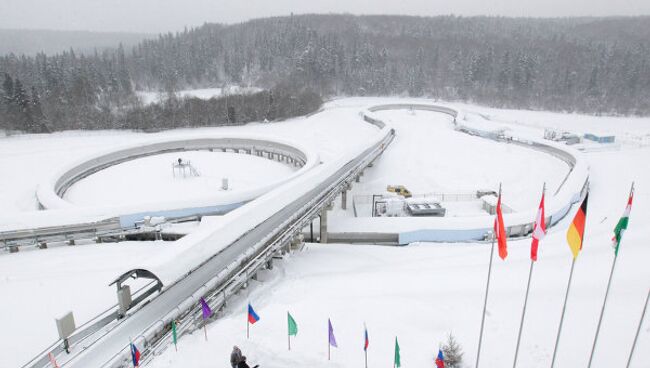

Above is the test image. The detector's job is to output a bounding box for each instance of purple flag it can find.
[200,297,213,320]
[328,319,338,348]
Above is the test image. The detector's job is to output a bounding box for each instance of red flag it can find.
[48,353,59,368]
[494,192,508,260]
[530,191,546,261]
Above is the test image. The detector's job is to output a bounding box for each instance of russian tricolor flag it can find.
[363,325,369,351]
[248,303,260,324]
[130,342,141,367]
[435,348,445,368]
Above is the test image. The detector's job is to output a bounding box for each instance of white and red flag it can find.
[530,191,546,261]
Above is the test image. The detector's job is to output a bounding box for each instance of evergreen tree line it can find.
[119,82,321,131]
[2,15,649,133]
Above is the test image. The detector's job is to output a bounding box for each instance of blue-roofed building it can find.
[584,133,616,143]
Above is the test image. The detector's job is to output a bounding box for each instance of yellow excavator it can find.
[386,185,412,198]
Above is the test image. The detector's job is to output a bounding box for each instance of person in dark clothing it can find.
[237,356,259,368]
[230,346,243,368]
[237,357,250,368]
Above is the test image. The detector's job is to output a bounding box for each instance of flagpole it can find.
[203,324,208,341]
[550,257,576,368]
[588,182,634,367]
[247,318,250,339]
[626,288,650,368]
[586,253,619,367]
[288,332,291,351]
[365,349,368,368]
[328,327,331,361]
[512,260,534,367]
[328,320,331,361]
[475,183,500,368]
[513,183,545,368]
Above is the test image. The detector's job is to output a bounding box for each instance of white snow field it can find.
[0,131,149,213]
[0,97,648,368]
[344,109,568,211]
[64,151,296,207]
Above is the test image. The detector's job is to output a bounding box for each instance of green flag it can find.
[288,312,298,336]
[172,320,177,346]
[612,186,633,256]
[394,337,401,368]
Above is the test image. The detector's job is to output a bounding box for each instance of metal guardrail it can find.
[20,281,156,368]
[1,217,122,251]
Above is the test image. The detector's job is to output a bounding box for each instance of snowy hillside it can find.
[0,98,648,368]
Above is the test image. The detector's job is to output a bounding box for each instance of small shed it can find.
[584,133,615,144]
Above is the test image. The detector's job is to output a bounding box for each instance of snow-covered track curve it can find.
[37,135,317,223]
[360,103,589,243]
[1,135,319,252]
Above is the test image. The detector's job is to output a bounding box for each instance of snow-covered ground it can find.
[0,131,148,212]
[0,240,171,366]
[148,103,650,368]
[345,109,567,211]
[136,86,263,106]
[1,97,649,367]
[456,102,650,148]
[64,151,296,207]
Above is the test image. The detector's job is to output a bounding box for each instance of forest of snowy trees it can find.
[1,14,649,133]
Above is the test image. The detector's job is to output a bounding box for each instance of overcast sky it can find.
[1,0,649,33]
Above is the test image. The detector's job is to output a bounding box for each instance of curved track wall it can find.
[35,135,319,228]
[360,103,589,243]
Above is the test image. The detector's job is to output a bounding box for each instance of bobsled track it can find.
[20,102,589,368]
[1,135,319,250]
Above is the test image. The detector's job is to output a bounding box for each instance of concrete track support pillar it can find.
[291,234,305,250]
[320,208,328,243]
[341,189,348,210]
